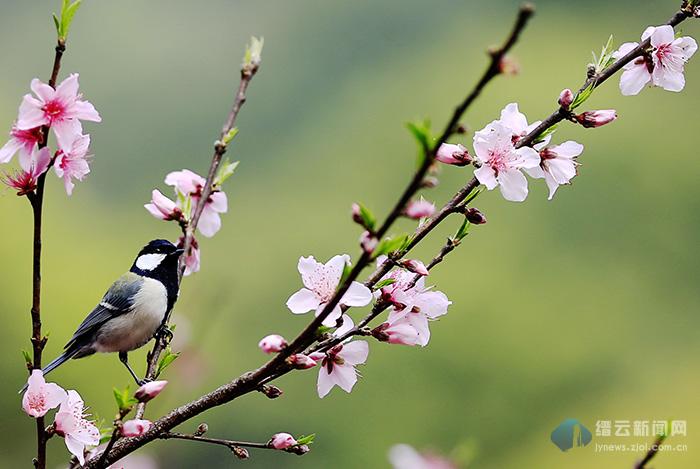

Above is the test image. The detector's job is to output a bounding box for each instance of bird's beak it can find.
[172,248,185,256]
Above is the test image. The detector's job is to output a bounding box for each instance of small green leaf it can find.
[214,159,239,187]
[222,127,239,146]
[455,218,471,241]
[570,83,594,111]
[52,14,60,35]
[315,326,333,337]
[462,186,484,206]
[21,350,32,366]
[532,123,559,146]
[406,119,432,167]
[356,202,376,231]
[374,234,409,258]
[112,387,137,412]
[339,260,353,284]
[296,434,316,445]
[61,0,82,38]
[373,278,396,290]
[243,36,264,68]
[155,347,180,378]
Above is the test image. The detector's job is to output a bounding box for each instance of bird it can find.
[21,239,183,392]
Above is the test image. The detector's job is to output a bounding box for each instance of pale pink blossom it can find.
[289,353,318,369]
[371,319,420,346]
[614,26,697,95]
[258,334,287,354]
[16,74,100,149]
[121,419,153,437]
[435,143,471,166]
[389,444,457,469]
[286,255,373,327]
[359,231,378,254]
[165,169,227,237]
[575,110,617,128]
[144,189,182,221]
[177,235,200,276]
[54,390,100,465]
[404,198,435,219]
[134,380,168,403]
[376,257,450,347]
[473,120,540,202]
[2,147,51,196]
[481,103,549,148]
[558,89,574,109]
[21,370,66,418]
[54,133,91,195]
[526,141,584,200]
[0,125,43,166]
[401,259,429,277]
[317,340,369,398]
[270,433,297,449]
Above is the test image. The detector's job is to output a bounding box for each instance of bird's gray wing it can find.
[64,272,144,348]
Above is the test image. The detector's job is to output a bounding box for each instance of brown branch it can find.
[97,407,131,468]
[635,434,668,469]
[135,55,261,420]
[160,432,270,450]
[26,37,65,469]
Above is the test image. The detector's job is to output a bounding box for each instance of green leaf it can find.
[155,347,180,378]
[243,36,264,67]
[570,83,594,111]
[356,202,376,231]
[532,123,560,145]
[373,278,396,290]
[455,218,471,241]
[52,14,60,35]
[61,0,82,38]
[21,350,32,366]
[296,434,316,445]
[462,186,484,206]
[315,326,333,337]
[112,387,137,412]
[222,127,239,146]
[406,119,432,167]
[374,234,409,258]
[339,260,353,284]
[214,159,239,187]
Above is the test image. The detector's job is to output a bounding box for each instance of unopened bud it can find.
[351,203,364,225]
[435,143,472,167]
[575,110,617,128]
[404,198,436,220]
[287,354,318,370]
[289,444,311,455]
[134,380,168,403]
[558,88,574,110]
[499,55,520,75]
[401,259,429,276]
[258,334,287,354]
[465,207,487,225]
[231,446,250,460]
[269,433,297,449]
[359,231,378,254]
[194,423,208,436]
[260,385,284,399]
[420,176,440,189]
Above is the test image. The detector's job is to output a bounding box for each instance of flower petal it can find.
[474,165,498,190]
[339,340,369,365]
[650,25,675,48]
[619,65,652,96]
[497,168,529,202]
[317,366,336,398]
[17,95,47,130]
[197,207,222,237]
[286,288,320,314]
[340,281,373,307]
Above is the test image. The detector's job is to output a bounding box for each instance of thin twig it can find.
[97,408,131,468]
[160,432,271,450]
[635,434,668,469]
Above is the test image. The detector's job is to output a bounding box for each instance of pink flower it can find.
[575,110,617,128]
[371,319,420,346]
[289,353,318,369]
[359,231,378,254]
[473,120,540,202]
[2,147,51,196]
[435,143,472,166]
[144,189,182,221]
[286,255,373,327]
[558,89,574,109]
[0,125,43,166]
[526,141,584,200]
[317,340,369,398]
[389,444,457,469]
[377,257,450,347]
[121,419,153,437]
[270,433,297,449]
[482,103,548,148]
[177,235,200,276]
[258,334,287,354]
[21,370,67,418]
[134,380,168,403]
[16,74,100,149]
[614,26,697,95]
[400,259,429,276]
[53,390,100,466]
[54,133,91,195]
[165,169,228,237]
[404,198,435,219]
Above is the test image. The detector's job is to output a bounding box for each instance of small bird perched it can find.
[22,239,182,391]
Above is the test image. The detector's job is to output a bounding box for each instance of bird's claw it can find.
[155,324,174,344]
[137,377,153,386]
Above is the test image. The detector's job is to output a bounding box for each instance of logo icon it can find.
[551,418,592,451]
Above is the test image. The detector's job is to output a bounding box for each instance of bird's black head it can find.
[130,239,183,282]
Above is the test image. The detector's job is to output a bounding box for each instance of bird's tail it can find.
[18,349,78,394]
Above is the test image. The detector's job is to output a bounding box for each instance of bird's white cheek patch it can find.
[135,253,167,271]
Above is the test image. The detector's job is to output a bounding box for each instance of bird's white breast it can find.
[95,278,168,353]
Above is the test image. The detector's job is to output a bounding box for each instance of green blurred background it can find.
[1,0,698,467]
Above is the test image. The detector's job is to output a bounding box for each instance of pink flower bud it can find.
[420,176,439,188]
[401,259,429,276]
[498,55,520,75]
[288,353,318,369]
[144,189,182,221]
[270,432,297,449]
[558,89,574,109]
[134,380,168,403]
[404,198,435,219]
[371,321,419,346]
[289,444,311,455]
[308,351,326,362]
[435,143,472,166]
[575,110,617,128]
[121,419,153,437]
[465,207,487,225]
[351,203,364,225]
[360,231,378,254]
[258,334,287,354]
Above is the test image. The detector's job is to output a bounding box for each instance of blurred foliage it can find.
[1,0,699,468]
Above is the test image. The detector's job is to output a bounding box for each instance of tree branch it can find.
[634,434,668,469]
